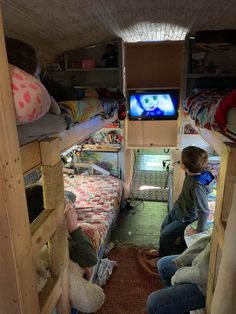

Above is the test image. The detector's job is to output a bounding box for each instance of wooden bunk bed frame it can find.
[0,11,118,313]
[183,115,236,314]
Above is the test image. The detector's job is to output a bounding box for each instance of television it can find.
[128,89,179,120]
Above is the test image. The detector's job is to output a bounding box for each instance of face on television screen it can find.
[129,90,178,120]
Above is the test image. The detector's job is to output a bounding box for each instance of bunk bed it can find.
[0,15,123,312]
[22,117,122,313]
[182,87,236,313]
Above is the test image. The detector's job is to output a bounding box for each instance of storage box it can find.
[81,59,95,69]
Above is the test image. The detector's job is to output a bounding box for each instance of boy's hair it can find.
[5,37,38,75]
[181,146,208,173]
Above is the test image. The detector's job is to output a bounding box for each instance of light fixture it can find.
[118,22,188,42]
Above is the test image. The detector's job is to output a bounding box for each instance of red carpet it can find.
[96,245,162,314]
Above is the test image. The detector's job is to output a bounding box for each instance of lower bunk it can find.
[28,173,123,313]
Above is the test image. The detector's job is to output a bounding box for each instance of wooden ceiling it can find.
[2,0,236,63]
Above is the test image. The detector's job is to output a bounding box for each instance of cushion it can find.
[9,64,51,125]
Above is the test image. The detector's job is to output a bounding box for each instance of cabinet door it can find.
[143,120,178,147]
[125,120,144,146]
[125,119,179,148]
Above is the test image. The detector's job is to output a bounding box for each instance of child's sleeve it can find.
[68,227,98,267]
[192,184,210,232]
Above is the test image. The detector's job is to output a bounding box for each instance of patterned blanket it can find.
[64,174,123,246]
[183,89,236,132]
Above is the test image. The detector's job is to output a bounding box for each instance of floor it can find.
[112,150,169,247]
[129,151,171,202]
[111,201,167,247]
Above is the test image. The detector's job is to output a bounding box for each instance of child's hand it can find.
[64,203,79,233]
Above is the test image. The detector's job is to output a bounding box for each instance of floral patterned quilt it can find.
[64,174,123,246]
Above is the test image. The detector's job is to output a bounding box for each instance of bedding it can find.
[17,90,122,145]
[17,113,67,145]
[183,89,236,135]
[58,97,104,124]
[63,174,123,247]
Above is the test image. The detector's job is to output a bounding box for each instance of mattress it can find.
[63,174,123,245]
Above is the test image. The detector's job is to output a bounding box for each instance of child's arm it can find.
[192,185,210,232]
[64,204,97,267]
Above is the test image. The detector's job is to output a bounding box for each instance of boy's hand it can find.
[64,203,79,233]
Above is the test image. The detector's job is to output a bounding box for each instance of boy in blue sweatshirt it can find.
[158,146,215,257]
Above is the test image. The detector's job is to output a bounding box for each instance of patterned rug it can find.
[130,170,168,201]
[96,245,162,314]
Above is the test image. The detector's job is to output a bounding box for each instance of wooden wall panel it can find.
[126,42,184,88]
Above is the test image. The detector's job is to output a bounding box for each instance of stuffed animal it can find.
[69,260,105,312]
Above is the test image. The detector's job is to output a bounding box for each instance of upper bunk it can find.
[183,114,234,156]
[182,33,236,156]
[20,110,118,174]
[4,37,123,175]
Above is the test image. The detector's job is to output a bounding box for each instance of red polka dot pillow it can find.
[9,64,51,125]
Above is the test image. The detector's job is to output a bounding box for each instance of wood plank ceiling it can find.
[2,0,236,62]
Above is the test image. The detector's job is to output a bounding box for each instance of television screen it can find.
[128,89,179,120]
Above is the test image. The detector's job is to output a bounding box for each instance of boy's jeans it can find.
[146,255,205,314]
[159,209,194,257]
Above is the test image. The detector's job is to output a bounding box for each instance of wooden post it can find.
[206,143,236,313]
[0,8,40,314]
[40,138,70,313]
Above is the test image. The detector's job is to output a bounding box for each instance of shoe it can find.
[146,257,159,269]
[144,249,159,258]
[137,249,160,277]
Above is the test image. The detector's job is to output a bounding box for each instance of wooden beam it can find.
[39,276,62,314]
[0,8,40,313]
[20,141,41,173]
[40,138,61,166]
[31,210,57,256]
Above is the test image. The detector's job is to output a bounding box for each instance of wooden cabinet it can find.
[125,119,178,148]
[124,41,184,149]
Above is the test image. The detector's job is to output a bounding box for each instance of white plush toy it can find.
[69,260,105,312]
